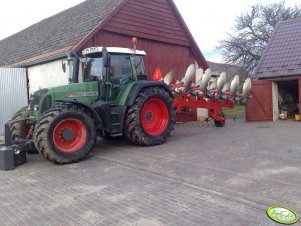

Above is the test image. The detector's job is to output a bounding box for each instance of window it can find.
[134,56,146,75]
[83,57,103,82]
[110,55,132,79]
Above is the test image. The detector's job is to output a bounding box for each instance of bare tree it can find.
[218,1,301,73]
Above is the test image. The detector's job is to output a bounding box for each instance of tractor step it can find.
[110,132,123,138]
[109,105,122,136]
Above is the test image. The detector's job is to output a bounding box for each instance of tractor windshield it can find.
[83,57,103,82]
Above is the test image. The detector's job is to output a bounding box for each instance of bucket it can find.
[295,114,300,121]
[198,116,205,122]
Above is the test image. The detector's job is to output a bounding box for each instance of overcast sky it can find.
[0,0,300,62]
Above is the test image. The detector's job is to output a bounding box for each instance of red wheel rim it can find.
[53,118,87,153]
[24,123,32,137]
[141,98,169,136]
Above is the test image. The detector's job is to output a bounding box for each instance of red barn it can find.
[0,0,208,121]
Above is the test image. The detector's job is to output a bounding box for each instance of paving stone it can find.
[0,120,299,225]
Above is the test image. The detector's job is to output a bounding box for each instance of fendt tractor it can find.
[1,44,251,169]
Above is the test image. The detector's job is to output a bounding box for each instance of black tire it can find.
[124,87,176,146]
[33,106,96,164]
[10,106,38,154]
[214,112,225,127]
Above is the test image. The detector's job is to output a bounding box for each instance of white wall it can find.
[272,82,279,121]
[28,60,70,93]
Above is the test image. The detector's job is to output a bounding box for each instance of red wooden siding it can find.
[79,30,199,121]
[102,0,191,46]
[76,0,209,121]
[246,80,273,121]
[81,30,199,83]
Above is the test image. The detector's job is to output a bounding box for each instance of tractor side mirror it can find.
[62,61,66,73]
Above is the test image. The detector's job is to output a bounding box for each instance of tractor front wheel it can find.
[124,87,175,146]
[10,106,38,154]
[33,106,96,164]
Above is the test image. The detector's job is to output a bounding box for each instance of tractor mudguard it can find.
[59,100,104,130]
[125,81,172,106]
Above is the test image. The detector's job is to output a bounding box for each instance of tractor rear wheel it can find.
[124,87,175,146]
[10,106,38,154]
[33,106,96,164]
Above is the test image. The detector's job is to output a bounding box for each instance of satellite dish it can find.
[163,70,175,85]
[217,72,227,93]
[222,82,230,93]
[242,78,252,98]
[230,75,240,95]
[181,64,195,91]
[198,68,212,90]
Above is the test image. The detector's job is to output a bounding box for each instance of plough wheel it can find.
[214,112,225,127]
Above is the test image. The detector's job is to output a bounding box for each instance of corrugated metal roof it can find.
[255,17,301,78]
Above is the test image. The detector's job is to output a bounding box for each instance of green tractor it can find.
[8,47,176,164]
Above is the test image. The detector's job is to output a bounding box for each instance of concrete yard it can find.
[0,119,300,225]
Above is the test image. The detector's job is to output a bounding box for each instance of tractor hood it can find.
[29,82,100,118]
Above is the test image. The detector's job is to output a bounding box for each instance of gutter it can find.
[18,52,67,68]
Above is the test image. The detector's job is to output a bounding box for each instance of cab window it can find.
[83,57,103,82]
[110,55,133,79]
[134,56,146,75]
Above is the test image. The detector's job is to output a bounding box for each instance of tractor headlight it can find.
[40,95,52,114]
[34,105,39,111]
[29,88,49,111]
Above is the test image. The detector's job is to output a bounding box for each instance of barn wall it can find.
[102,0,191,47]
[76,0,208,121]
[80,30,200,82]
[79,30,199,121]
[28,60,69,94]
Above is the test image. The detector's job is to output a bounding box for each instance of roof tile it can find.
[255,17,301,78]
[0,0,122,67]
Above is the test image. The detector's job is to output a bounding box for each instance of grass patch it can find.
[223,105,246,119]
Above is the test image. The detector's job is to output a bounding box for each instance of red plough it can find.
[153,64,251,126]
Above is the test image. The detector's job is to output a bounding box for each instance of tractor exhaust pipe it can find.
[66,52,79,84]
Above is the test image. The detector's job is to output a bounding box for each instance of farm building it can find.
[208,61,249,81]
[0,0,208,122]
[247,18,301,122]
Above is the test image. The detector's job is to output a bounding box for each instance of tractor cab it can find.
[81,47,147,101]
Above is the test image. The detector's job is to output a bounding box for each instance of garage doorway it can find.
[276,80,299,121]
